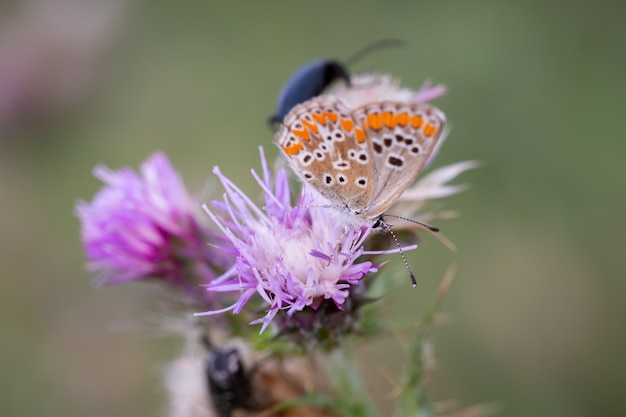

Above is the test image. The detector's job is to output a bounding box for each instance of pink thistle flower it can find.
[195,148,380,334]
[76,153,228,302]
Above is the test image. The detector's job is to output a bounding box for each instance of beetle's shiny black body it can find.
[206,347,253,417]
[269,59,350,125]
[268,40,405,128]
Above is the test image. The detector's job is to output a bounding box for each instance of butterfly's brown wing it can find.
[352,101,446,219]
[275,96,374,211]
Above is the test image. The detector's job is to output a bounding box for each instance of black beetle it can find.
[206,347,253,417]
[268,39,405,127]
[269,59,349,126]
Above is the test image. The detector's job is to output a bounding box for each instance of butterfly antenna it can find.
[378,219,417,287]
[383,214,440,233]
[344,38,407,67]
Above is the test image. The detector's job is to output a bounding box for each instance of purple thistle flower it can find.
[195,148,379,334]
[76,152,228,303]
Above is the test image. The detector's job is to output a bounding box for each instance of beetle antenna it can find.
[344,38,407,67]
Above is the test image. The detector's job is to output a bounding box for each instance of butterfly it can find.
[275,95,446,227]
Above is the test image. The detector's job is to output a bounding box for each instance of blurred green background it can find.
[1,1,624,416]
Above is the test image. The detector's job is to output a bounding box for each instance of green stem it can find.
[327,345,381,417]
[396,268,455,417]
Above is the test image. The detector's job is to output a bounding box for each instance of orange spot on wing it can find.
[383,111,396,128]
[355,128,366,143]
[283,142,303,156]
[293,129,310,141]
[367,113,382,130]
[325,111,338,123]
[411,115,423,128]
[340,118,354,132]
[423,123,437,137]
[301,118,319,133]
[312,113,326,124]
[396,112,409,126]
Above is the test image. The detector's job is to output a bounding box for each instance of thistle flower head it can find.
[76,153,228,302]
[334,73,447,108]
[196,149,379,335]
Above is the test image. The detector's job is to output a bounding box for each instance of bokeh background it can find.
[1,1,624,416]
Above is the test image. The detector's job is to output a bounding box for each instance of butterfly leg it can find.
[327,226,351,266]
